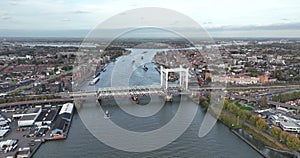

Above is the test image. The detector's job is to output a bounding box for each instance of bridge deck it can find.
[96,85,182,98]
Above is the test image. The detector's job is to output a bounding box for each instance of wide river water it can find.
[34,49,293,158]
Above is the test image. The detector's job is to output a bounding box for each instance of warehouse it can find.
[59,103,74,115]
[35,106,59,126]
[51,117,67,136]
[51,103,74,136]
[13,107,41,119]
[13,107,41,127]
[18,115,38,127]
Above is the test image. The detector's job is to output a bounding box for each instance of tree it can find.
[255,118,268,131]
[227,103,239,115]
[199,97,209,110]
[260,96,268,108]
[270,126,282,140]
[224,100,230,107]
[279,131,289,143]
[202,101,209,109]
[286,133,300,150]
[237,110,251,120]
[249,115,259,125]
[206,77,212,83]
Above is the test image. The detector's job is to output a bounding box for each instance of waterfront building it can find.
[59,103,74,115]
[51,103,74,136]
[51,116,66,136]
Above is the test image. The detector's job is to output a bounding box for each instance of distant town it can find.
[0,37,299,157]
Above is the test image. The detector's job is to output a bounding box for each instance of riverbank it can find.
[231,129,270,158]
[189,94,299,157]
[29,106,75,157]
[1,103,75,158]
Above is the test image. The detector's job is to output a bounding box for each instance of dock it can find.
[0,102,75,158]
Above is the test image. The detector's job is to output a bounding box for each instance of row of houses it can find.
[211,74,271,84]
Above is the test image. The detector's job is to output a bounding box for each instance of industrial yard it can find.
[0,103,74,158]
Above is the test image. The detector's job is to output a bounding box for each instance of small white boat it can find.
[104,110,110,119]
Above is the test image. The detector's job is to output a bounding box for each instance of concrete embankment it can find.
[231,129,270,158]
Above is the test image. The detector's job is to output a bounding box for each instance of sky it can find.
[0,0,299,38]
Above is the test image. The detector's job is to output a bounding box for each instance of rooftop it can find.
[35,107,59,122]
[59,103,73,115]
[0,129,9,137]
[280,121,300,128]
[19,115,36,121]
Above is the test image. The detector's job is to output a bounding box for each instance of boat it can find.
[131,95,139,104]
[89,76,100,85]
[95,72,101,78]
[143,65,148,71]
[168,72,178,82]
[104,110,110,119]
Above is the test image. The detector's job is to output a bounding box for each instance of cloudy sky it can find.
[0,0,299,37]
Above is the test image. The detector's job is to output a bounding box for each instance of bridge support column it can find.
[160,66,163,87]
[179,65,182,87]
[165,69,169,90]
[185,68,188,90]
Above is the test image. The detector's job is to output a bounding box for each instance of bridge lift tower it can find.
[160,65,189,90]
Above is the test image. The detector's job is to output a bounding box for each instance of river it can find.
[34,48,292,158]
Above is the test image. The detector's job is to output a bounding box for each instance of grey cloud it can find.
[281,18,289,21]
[71,10,90,14]
[1,16,12,20]
[61,18,71,22]
[207,22,300,31]
[203,22,213,25]
[8,0,26,5]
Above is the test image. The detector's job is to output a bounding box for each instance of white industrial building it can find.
[14,108,42,127]
[269,114,289,126]
[18,115,39,127]
[59,103,74,115]
[51,103,74,136]
[279,121,300,133]
[13,108,41,118]
[269,114,300,133]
